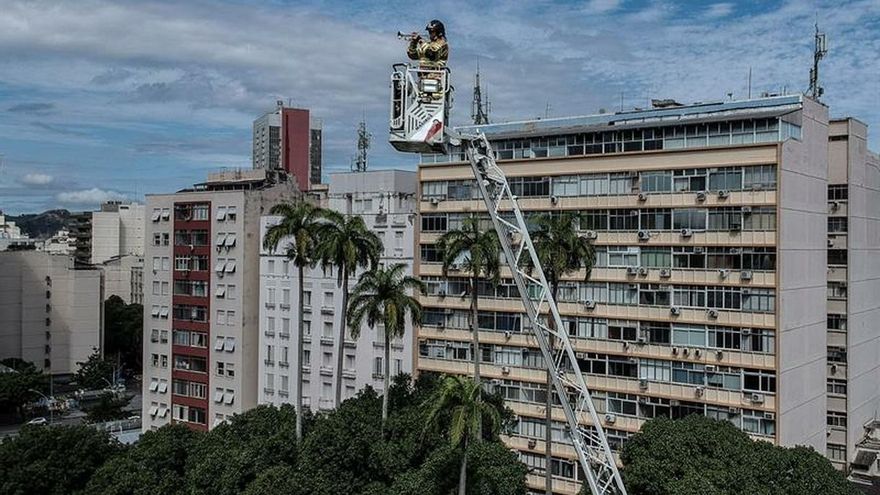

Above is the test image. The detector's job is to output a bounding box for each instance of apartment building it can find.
[825,118,880,470]
[415,95,847,494]
[141,169,298,432]
[0,251,103,375]
[252,101,323,191]
[73,201,145,265]
[259,170,418,411]
[101,254,144,305]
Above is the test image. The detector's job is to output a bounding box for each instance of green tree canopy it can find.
[0,424,121,495]
[83,392,132,423]
[73,351,116,390]
[86,423,197,495]
[103,295,143,374]
[185,404,299,495]
[618,415,858,495]
[0,358,47,417]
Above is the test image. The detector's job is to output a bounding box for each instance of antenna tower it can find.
[808,22,828,100]
[472,63,490,125]
[353,118,371,172]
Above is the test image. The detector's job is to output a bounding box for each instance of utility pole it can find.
[808,22,828,100]
[472,63,490,125]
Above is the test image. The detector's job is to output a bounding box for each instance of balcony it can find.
[342,369,357,379]
[320,305,335,315]
[319,366,334,377]
[320,336,334,346]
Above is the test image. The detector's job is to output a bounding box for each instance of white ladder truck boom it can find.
[389,63,627,495]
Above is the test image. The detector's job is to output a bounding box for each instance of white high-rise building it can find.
[0,251,103,374]
[141,169,298,432]
[259,170,417,411]
[73,201,145,265]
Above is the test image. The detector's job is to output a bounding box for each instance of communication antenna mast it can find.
[472,62,490,125]
[352,117,371,172]
[808,22,828,100]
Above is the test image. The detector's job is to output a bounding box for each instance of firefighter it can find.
[407,19,448,70]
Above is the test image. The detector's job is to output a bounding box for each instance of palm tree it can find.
[437,215,500,411]
[527,211,596,495]
[347,263,424,424]
[424,375,503,495]
[314,210,382,408]
[262,201,324,441]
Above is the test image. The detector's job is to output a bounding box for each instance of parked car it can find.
[26,417,47,426]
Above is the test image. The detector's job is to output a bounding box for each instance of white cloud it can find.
[704,3,734,19]
[56,188,127,205]
[19,173,54,185]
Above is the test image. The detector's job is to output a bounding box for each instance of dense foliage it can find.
[0,374,527,495]
[83,392,132,423]
[0,358,47,418]
[103,295,143,374]
[617,415,859,495]
[73,352,116,390]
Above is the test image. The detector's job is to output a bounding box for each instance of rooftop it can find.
[457,94,805,139]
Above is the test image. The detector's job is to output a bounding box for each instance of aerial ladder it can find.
[389,64,628,495]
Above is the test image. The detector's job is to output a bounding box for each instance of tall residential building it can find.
[37,228,76,255]
[825,118,880,470]
[73,201,145,265]
[259,170,418,411]
[252,102,323,191]
[101,254,144,305]
[141,169,298,432]
[415,95,868,494]
[0,251,103,375]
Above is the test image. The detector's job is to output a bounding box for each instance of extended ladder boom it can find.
[453,130,627,495]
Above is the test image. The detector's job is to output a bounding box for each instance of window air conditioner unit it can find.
[750,393,764,404]
[659,268,671,278]
[830,201,840,210]
[764,412,775,420]
[827,238,834,248]
[696,191,707,202]
[670,306,682,316]
[728,407,740,415]
[680,228,693,238]
[586,230,599,240]
[694,246,704,253]
[694,349,701,358]
[504,331,512,340]
[550,195,559,205]
[671,347,679,355]
[491,378,502,385]
[626,266,638,276]
[705,365,716,372]
[718,269,729,279]
[527,438,537,449]
[637,230,650,241]
[604,413,617,424]
[695,386,704,397]
[637,192,648,202]
[682,348,689,356]
[707,309,719,319]
[742,206,752,214]
[716,350,724,360]
[501,366,511,375]
[639,378,648,390]
[718,190,730,198]
[638,266,649,276]
[430,197,440,205]
[583,300,596,310]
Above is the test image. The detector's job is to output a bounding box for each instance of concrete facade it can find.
[0,251,103,375]
[252,103,323,191]
[258,170,418,411]
[74,201,145,265]
[414,95,860,494]
[102,254,144,305]
[825,118,880,469]
[141,169,298,431]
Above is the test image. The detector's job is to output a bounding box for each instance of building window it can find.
[828,217,847,233]
[827,346,847,364]
[827,411,847,428]
[827,444,846,462]
[827,314,847,331]
[828,185,848,201]
[827,282,847,299]
[828,249,847,266]
[827,379,847,396]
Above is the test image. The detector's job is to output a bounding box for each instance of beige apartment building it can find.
[141,169,298,432]
[0,251,103,375]
[414,95,879,493]
[825,118,880,469]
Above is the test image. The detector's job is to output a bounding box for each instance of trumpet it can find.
[397,31,420,41]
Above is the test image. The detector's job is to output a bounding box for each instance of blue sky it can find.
[0,0,878,214]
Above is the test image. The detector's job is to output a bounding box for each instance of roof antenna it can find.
[748,67,752,99]
[472,61,490,125]
[808,19,828,100]
[352,113,371,172]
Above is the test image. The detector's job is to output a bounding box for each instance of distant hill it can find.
[5,209,74,239]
